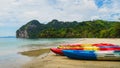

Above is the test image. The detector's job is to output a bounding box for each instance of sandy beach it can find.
[22,38,120,68]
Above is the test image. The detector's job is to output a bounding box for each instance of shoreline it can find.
[22,38,120,68]
[23,52,120,68]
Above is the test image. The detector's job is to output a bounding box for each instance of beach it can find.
[22,38,120,68]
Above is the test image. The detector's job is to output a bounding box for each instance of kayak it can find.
[59,43,115,48]
[58,43,116,49]
[93,43,115,46]
[63,50,120,60]
[50,48,64,55]
[99,46,120,50]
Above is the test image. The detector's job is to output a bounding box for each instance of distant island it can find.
[0,36,16,38]
[16,19,120,39]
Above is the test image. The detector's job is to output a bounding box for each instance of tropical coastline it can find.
[22,38,120,68]
[0,0,120,68]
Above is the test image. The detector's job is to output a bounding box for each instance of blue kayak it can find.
[63,50,120,60]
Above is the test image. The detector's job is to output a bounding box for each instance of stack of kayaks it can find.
[50,43,120,60]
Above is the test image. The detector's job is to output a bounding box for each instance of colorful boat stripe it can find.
[63,50,120,60]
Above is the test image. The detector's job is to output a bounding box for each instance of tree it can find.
[113,23,120,37]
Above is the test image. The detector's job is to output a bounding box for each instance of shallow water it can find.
[0,53,31,68]
[0,38,83,68]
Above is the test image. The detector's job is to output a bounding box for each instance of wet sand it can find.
[22,38,120,68]
[19,48,50,57]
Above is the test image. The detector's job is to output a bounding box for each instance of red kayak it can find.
[93,43,115,46]
[50,48,64,55]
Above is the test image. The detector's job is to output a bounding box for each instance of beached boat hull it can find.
[50,48,64,55]
[63,50,120,60]
[58,43,115,48]
[58,43,120,51]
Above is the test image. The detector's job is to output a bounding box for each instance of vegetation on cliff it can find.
[16,20,44,38]
[16,19,120,38]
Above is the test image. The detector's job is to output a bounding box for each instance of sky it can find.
[0,0,120,36]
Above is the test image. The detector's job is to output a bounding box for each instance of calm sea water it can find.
[0,38,83,68]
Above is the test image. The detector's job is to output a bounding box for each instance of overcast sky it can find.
[0,0,120,36]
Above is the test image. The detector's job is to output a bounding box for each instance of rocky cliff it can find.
[16,20,43,38]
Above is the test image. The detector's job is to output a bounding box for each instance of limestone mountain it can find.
[16,20,44,38]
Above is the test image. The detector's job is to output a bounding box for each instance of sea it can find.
[0,37,83,68]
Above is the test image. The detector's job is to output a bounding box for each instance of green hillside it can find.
[16,19,120,38]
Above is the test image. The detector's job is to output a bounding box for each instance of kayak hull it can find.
[50,48,64,55]
[63,50,120,60]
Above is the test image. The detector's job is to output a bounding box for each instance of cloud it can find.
[0,0,119,24]
[92,0,120,21]
[0,0,120,36]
